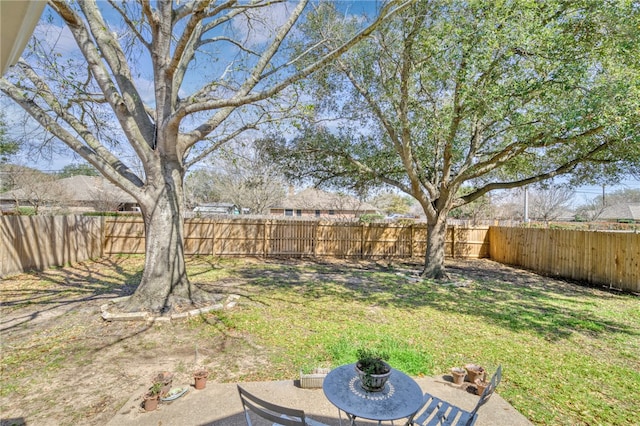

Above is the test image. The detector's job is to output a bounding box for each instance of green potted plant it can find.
[355,348,391,392]
[154,371,174,397]
[143,382,162,412]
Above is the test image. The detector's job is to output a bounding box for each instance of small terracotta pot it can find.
[194,370,209,390]
[144,394,159,411]
[451,367,466,385]
[475,379,489,396]
[465,364,485,383]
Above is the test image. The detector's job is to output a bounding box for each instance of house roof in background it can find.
[62,175,136,203]
[1,0,46,75]
[275,188,378,212]
[600,203,640,220]
[0,175,136,204]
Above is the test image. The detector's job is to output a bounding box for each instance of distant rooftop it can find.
[599,203,640,221]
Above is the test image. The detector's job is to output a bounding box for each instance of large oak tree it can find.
[263,0,640,278]
[0,0,410,313]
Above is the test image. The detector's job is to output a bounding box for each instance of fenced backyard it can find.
[1,256,638,426]
[1,218,639,425]
[1,215,638,292]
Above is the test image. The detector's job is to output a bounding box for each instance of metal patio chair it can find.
[410,365,502,426]
[237,385,329,426]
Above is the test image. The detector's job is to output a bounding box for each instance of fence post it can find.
[313,220,318,256]
[210,219,215,256]
[409,223,414,258]
[360,223,365,259]
[451,225,456,259]
[262,220,267,257]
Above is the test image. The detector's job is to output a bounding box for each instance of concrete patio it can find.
[108,374,533,426]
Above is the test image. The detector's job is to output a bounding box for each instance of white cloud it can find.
[34,22,78,55]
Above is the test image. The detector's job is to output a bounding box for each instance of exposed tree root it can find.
[115,286,226,315]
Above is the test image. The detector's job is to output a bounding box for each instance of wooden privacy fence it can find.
[4,216,638,293]
[490,227,640,292]
[0,215,103,277]
[104,217,490,259]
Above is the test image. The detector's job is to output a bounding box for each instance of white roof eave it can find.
[1,0,46,75]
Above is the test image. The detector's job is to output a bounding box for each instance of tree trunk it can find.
[120,161,207,314]
[421,216,448,279]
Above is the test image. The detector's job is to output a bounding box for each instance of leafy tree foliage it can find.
[264,1,640,278]
[184,169,221,208]
[58,163,98,178]
[449,187,493,224]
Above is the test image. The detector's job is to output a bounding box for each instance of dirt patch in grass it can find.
[0,257,260,426]
[0,256,636,426]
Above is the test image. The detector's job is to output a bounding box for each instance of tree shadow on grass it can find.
[441,260,638,341]
[229,258,638,343]
[0,257,140,333]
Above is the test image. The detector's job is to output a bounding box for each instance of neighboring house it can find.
[598,203,640,223]
[269,188,379,219]
[0,175,138,213]
[193,202,242,215]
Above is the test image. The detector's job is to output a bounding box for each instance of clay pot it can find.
[475,378,489,396]
[144,394,159,411]
[194,370,209,390]
[464,364,485,383]
[451,367,466,385]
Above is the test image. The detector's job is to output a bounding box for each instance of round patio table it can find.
[323,363,424,425]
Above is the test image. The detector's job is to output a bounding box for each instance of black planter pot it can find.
[355,362,392,392]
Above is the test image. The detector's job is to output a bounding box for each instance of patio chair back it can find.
[411,365,502,426]
[237,385,326,426]
[468,364,502,418]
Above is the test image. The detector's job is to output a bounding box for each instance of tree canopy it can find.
[263,0,640,277]
[185,138,287,214]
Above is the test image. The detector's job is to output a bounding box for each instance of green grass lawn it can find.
[189,258,640,426]
[1,256,638,425]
